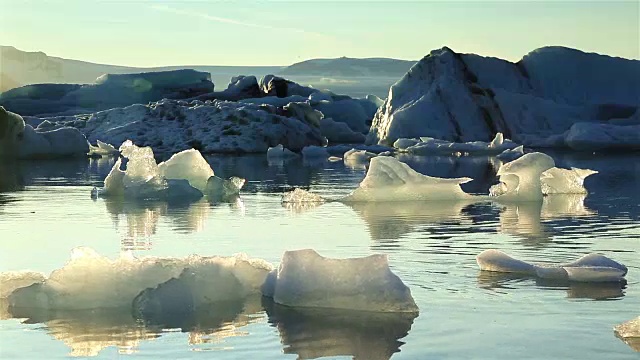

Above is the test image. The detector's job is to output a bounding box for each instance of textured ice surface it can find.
[491,152,555,201]
[5,247,273,310]
[343,148,377,169]
[614,316,640,352]
[540,167,597,194]
[158,148,215,192]
[0,271,45,298]
[263,249,418,313]
[476,249,627,282]
[88,140,119,157]
[367,46,640,150]
[343,156,473,201]
[282,188,326,204]
[205,175,246,202]
[496,145,524,162]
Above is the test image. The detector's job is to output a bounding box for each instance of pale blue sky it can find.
[1,1,638,66]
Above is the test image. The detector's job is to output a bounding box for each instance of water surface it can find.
[0,152,638,359]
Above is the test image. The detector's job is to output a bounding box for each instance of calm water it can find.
[0,151,638,359]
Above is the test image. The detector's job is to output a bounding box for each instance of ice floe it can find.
[395,132,520,156]
[262,249,418,313]
[476,249,627,282]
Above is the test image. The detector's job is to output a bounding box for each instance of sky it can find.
[1,0,638,67]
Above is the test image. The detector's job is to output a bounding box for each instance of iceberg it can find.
[262,249,418,313]
[266,144,298,158]
[157,148,215,192]
[87,140,119,157]
[476,249,628,282]
[5,247,273,311]
[0,69,214,117]
[97,141,244,203]
[614,316,640,352]
[367,46,640,151]
[0,106,89,159]
[342,156,473,202]
[343,148,377,169]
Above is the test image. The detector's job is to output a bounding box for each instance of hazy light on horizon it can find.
[1,0,638,67]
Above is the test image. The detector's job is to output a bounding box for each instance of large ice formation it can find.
[158,149,215,192]
[367,46,640,151]
[4,247,273,310]
[29,98,326,154]
[0,106,88,159]
[0,69,214,117]
[262,249,418,313]
[342,156,473,201]
[476,249,628,282]
[614,316,640,351]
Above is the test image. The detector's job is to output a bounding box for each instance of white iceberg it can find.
[262,249,418,313]
[0,106,89,159]
[343,148,377,169]
[399,133,520,156]
[540,167,597,194]
[158,148,215,192]
[88,140,119,157]
[476,249,628,282]
[204,175,246,201]
[367,46,640,151]
[5,247,273,310]
[342,156,473,202]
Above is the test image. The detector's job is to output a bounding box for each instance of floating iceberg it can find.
[262,249,418,313]
[0,106,89,159]
[342,156,473,202]
[476,249,628,282]
[490,152,597,200]
[343,148,377,169]
[98,141,244,202]
[158,148,214,192]
[614,316,640,352]
[367,46,640,151]
[87,140,119,157]
[4,247,273,311]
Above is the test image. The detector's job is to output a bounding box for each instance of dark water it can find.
[0,152,638,359]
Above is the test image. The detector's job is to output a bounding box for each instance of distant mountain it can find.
[0,46,281,92]
[279,57,416,77]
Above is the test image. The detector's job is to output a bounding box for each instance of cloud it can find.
[151,4,329,38]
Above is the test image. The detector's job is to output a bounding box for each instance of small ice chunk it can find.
[540,167,597,194]
[476,249,627,282]
[267,144,298,158]
[264,249,418,313]
[88,140,119,157]
[343,148,376,169]
[158,149,215,192]
[342,156,473,201]
[282,188,326,204]
[205,175,246,201]
[614,316,640,351]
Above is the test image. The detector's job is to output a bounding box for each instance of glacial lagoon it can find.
[0,151,638,359]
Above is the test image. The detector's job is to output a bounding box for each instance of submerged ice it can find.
[476,249,628,282]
